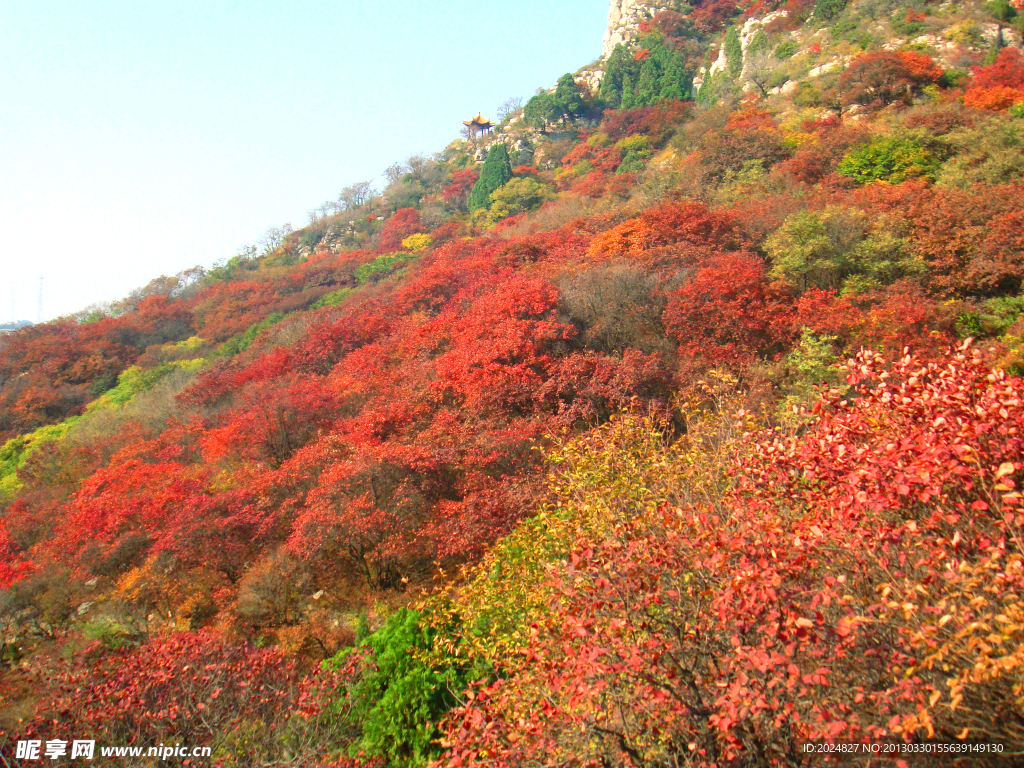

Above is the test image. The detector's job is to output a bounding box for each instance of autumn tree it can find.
[840,50,943,108]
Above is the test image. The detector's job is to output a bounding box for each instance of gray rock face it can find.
[602,0,672,59]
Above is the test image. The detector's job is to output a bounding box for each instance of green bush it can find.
[815,0,848,20]
[354,253,419,286]
[980,295,1024,335]
[837,137,939,184]
[299,228,326,251]
[778,329,842,427]
[792,81,823,107]
[216,313,286,357]
[774,41,798,59]
[937,117,1024,188]
[328,608,481,767]
[486,177,553,223]
[311,288,354,309]
[767,207,921,292]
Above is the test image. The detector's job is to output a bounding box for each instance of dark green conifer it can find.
[523,92,563,132]
[600,44,639,108]
[467,143,513,212]
[554,73,584,122]
[724,27,743,78]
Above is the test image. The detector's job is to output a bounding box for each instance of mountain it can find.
[3,0,1024,764]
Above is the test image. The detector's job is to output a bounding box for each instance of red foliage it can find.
[26,632,301,749]
[0,296,198,439]
[442,344,1024,763]
[643,10,688,38]
[773,117,869,185]
[851,180,1024,297]
[599,101,692,145]
[441,170,479,210]
[560,141,622,178]
[663,253,796,365]
[377,207,425,251]
[587,199,741,265]
[964,49,1024,110]
[689,0,741,32]
[840,51,944,108]
[697,107,790,181]
[796,282,955,355]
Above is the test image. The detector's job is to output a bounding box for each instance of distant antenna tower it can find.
[38,276,43,323]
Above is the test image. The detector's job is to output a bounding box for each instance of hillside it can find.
[3,0,1024,764]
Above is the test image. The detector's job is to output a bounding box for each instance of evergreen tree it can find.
[627,41,692,108]
[467,143,513,212]
[724,27,743,78]
[620,71,637,110]
[554,73,585,122]
[601,44,640,109]
[748,29,771,56]
[523,92,563,132]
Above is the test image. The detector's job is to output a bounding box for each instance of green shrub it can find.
[792,81,823,107]
[354,253,419,286]
[311,288,354,309]
[937,117,1024,188]
[837,137,939,184]
[299,228,326,251]
[767,207,921,292]
[815,0,848,20]
[980,295,1024,335]
[778,329,841,427]
[216,313,286,357]
[774,41,798,59]
[486,177,553,223]
[328,608,481,767]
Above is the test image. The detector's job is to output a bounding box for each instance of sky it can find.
[0,0,607,322]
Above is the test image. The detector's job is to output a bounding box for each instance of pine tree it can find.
[601,44,639,109]
[554,73,584,123]
[629,42,692,108]
[524,93,562,132]
[467,144,513,213]
[725,27,743,78]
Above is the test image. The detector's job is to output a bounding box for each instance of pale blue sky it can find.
[1,1,606,321]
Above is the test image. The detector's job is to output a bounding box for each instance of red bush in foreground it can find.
[441,343,1024,765]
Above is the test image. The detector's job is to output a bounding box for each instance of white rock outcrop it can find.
[603,0,672,59]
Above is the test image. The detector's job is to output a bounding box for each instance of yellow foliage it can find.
[401,233,434,252]
[425,372,761,669]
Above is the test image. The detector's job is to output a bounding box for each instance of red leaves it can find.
[964,49,1024,111]
[25,632,300,750]
[443,345,1024,763]
[840,51,943,109]
[586,200,739,264]
[663,253,796,365]
[376,207,426,251]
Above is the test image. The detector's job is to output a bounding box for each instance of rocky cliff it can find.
[602,0,672,59]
